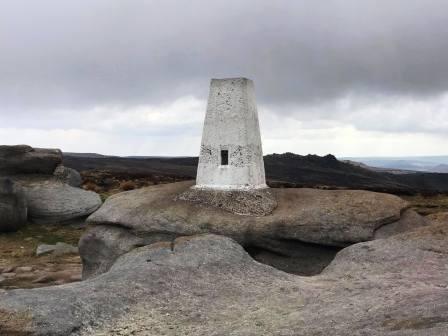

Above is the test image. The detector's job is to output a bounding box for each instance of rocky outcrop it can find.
[1,216,447,335]
[0,145,62,175]
[19,179,101,224]
[0,145,101,225]
[81,181,424,278]
[0,178,27,232]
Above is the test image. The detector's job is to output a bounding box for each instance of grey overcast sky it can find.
[1,0,448,156]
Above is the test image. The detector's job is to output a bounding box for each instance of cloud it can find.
[2,0,448,110]
[0,1,447,155]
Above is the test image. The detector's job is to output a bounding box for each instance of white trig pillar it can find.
[195,77,267,190]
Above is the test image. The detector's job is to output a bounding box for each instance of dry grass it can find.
[120,180,137,191]
[0,222,84,289]
[83,181,102,193]
[0,309,33,335]
[401,194,448,215]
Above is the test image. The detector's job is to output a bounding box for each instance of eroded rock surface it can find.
[83,181,418,277]
[1,216,448,335]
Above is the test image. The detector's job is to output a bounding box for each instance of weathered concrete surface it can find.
[0,145,62,175]
[1,217,448,336]
[196,78,267,190]
[82,181,418,278]
[0,178,27,232]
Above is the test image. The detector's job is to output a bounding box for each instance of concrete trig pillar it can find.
[195,78,267,190]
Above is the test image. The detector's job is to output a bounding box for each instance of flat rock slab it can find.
[88,181,409,246]
[1,217,448,335]
[13,177,102,224]
[36,242,78,256]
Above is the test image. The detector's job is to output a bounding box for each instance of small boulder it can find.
[15,266,33,273]
[0,178,27,232]
[36,242,78,256]
[53,165,82,188]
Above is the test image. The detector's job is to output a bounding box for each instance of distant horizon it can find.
[62,150,448,160]
[61,150,448,173]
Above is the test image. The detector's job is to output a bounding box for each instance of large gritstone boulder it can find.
[0,178,27,232]
[81,181,428,279]
[1,217,447,335]
[20,180,101,224]
[0,145,62,175]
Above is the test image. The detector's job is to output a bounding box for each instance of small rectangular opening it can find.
[220,150,229,165]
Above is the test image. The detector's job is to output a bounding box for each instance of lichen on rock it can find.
[175,187,277,216]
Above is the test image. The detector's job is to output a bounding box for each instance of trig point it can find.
[195,77,267,190]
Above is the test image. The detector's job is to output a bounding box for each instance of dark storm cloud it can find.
[1,0,448,113]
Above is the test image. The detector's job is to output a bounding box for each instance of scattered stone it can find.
[36,242,78,256]
[0,276,5,283]
[15,273,36,281]
[1,266,14,274]
[32,270,80,285]
[0,177,27,232]
[15,266,33,273]
[2,273,15,279]
[53,165,82,187]
[0,145,62,175]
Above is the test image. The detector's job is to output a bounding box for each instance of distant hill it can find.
[342,156,448,173]
[64,152,116,159]
[433,164,448,173]
[63,152,448,195]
